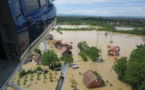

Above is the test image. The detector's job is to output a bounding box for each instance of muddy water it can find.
[115,27,134,31]
[50,30,145,90]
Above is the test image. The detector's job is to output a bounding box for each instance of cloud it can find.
[54,0,104,4]
[54,0,145,17]
[54,0,144,5]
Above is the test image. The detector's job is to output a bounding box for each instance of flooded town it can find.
[1,0,145,90]
[7,26,145,90]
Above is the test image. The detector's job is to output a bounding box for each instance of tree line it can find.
[113,44,145,90]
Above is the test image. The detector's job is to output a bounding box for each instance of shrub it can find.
[79,72,81,75]
[36,66,43,71]
[19,70,26,78]
[34,48,41,54]
[27,70,34,74]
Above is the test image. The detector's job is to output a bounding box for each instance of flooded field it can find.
[50,30,145,90]
[57,25,90,29]
[7,30,145,90]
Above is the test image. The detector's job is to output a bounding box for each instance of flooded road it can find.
[50,30,145,90]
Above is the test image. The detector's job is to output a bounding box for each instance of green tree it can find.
[124,44,145,90]
[113,57,127,80]
[34,48,41,55]
[85,46,100,61]
[77,41,88,52]
[61,54,73,63]
[114,45,145,90]
[79,53,88,61]
[42,50,59,67]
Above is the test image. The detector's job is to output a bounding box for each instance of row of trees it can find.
[113,44,145,90]
[57,16,145,27]
[77,41,100,61]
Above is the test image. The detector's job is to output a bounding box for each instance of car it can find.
[37,71,42,74]
[72,64,79,69]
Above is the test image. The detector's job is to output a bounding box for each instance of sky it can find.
[54,0,145,17]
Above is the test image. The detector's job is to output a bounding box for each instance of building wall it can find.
[88,79,102,88]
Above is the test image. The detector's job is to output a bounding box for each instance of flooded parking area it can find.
[50,30,145,90]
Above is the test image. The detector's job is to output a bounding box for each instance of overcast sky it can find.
[54,0,145,17]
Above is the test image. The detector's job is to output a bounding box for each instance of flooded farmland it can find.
[50,30,145,90]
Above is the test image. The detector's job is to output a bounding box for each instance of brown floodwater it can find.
[7,30,145,90]
[49,30,145,90]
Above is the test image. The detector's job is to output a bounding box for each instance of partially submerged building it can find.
[83,70,103,88]
[52,40,62,49]
[46,34,53,40]
[59,47,72,56]
[32,52,41,65]
[28,52,42,65]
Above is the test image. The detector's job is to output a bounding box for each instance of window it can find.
[40,0,47,6]
[47,0,51,7]
[24,0,40,13]
[13,2,22,18]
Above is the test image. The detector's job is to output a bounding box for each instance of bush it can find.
[27,70,34,74]
[19,70,26,78]
[34,48,41,54]
[36,66,43,71]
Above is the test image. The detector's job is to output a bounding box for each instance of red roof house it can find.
[59,47,72,56]
[52,40,62,49]
[83,70,103,88]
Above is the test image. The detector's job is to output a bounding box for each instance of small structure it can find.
[31,52,42,65]
[28,54,33,61]
[59,47,72,56]
[46,34,53,40]
[107,45,120,59]
[52,40,62,49]
[62,42,69,46]
[83,70,103,88]
[61,42,73,49]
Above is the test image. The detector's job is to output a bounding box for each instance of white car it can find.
[72,64,79,69]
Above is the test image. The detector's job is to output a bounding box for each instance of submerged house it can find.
[83,70,103,88]
[46,34,53,40]
[52,40,62,49]
[59,47,72,56]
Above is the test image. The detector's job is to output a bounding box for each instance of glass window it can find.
[47,0,51,7]
[40,0,47,6]
[13,2,22,18]
[24,0,40,13]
